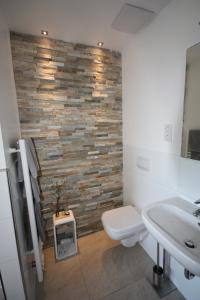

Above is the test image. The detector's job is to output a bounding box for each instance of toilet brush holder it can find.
[153,265,163,287]
[149,243,176,298]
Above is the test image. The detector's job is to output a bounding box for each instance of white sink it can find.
[142,197,200,276]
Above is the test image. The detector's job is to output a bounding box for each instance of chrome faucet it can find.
[193,199,200,217]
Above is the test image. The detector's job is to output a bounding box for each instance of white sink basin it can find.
[142,197,200,276]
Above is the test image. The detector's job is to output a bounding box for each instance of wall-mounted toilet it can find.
[101,205,147,247]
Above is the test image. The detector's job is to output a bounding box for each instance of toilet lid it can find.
[102,206,144,240]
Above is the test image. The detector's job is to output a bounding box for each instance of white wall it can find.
[122,0,200,299]
[0,10,20,169]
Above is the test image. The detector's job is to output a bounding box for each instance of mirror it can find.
[181,42,200,160]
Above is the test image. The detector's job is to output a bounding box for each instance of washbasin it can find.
[142,197,200,276]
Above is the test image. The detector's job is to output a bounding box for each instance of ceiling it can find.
[0,0,172,51]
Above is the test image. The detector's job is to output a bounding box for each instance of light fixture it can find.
[41,30,48,36]
[97,41,104,47]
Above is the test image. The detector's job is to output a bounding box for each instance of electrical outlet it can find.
[164,124,173,143]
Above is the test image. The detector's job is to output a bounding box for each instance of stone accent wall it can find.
[10,32,123,244]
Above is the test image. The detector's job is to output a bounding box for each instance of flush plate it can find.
[112,4,156,34]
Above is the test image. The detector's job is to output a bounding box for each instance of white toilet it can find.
[101,205,147,247]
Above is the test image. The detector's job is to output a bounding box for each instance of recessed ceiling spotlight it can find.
[41,30,48,36]
[97,41,104,47]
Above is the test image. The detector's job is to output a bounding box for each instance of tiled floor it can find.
[39,231,185,300]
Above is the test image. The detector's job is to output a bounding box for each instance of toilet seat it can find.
[101,205,145,241]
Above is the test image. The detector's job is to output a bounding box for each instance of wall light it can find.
[97,42,104,47]
[41,30,48,36]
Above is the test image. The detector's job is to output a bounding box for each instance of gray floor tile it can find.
[79,244,132,299]
[78,230,119,256]
[42,277,89,300]
[80,245,134,299]
[164,289,185,300]
[122,243,154,281]
[100,278,160,300]
[79,234,153,299]
[41,230,185,300]
[100,278,185,300]
[43,247,56,268]
[41,249,89,300]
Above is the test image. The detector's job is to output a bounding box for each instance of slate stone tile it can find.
[11,32,122,243]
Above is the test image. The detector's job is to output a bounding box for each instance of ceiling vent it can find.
[112,3,156,34]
